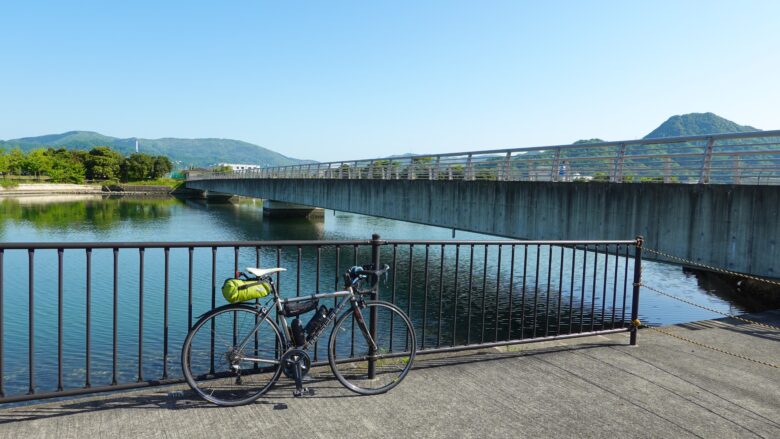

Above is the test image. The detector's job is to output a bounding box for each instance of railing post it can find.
[614,143,627,182]
[699,137,715,184]
[466,153,473,181]
[504,151,512,181]
[368,160,374,179]
[434,156,441,180]
[551,148,561,182]
[630,236,643,346]
[368,233,381,379]
[664,157,671,183]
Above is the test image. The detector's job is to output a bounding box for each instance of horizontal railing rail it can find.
[187,130,780,185]
[0,236,641,404]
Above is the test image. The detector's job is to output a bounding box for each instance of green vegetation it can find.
[0,146,173,184]
[0,131,308,168]
[643,113,759,139]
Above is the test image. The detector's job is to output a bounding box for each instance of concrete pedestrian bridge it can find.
[187,130,780,278]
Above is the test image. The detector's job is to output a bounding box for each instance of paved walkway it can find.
[1,311,778,438]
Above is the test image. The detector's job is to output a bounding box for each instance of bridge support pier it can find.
[262,200,325,219]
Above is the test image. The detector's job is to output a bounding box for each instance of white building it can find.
[217,163,262,172]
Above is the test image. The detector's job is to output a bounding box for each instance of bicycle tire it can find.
[328,300,416,395]
[181,304,284,406]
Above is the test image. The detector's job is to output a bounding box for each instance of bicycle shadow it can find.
[0,340,623,425]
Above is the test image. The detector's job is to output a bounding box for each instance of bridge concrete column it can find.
[262,200,325,219]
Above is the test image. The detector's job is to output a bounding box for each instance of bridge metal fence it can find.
[189,130,780,185]
[0,236,641,404]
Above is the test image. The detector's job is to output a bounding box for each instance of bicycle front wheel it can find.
[182,304,284,406]
[328,300,416,395]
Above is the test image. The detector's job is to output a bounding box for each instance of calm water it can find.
[0,195,751,396]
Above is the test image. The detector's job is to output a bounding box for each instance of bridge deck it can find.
[1,311,778,438]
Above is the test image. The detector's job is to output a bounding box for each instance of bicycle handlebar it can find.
[344,264,390,292]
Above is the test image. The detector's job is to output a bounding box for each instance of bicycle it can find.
[181,263,417,406]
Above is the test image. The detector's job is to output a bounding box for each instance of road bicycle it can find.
[181,264,417,406]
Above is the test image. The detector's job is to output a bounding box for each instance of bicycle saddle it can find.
[246,267,287,278]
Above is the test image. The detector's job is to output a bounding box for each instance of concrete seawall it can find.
[187,179,780,278]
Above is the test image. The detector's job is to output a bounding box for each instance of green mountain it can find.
[643,112,760,139]
[0,131,308,168]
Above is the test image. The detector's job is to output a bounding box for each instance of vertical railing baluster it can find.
[590,245,598,332]
[368,234,381,379]
[494,245,502,342]
[520,246,528,339]
[630,237,644,346]
[568,246,576,334]
[390,244,398,351]
[296,246,302,297]
[532,245,540,339]
[210,247,217,375]
[163,247,170,380]
[28,249,35,395]
[421,245,429,349]
[556,246,564,336]
[611,245,620,329]
[351,244,358,356]
[506,245,515,341]
[57,248,64,391]
[480,245,488,343]
[112,248,118,385]
[85,249,91,388]
[276,246,282,290]
[313,245,321,361]
[436,244,445,348]
[466,245,474,344]
[233,247,240,347]
[406,245,414,351]
[452,245,460,346]
[188,247,194,330]
[254,246,261,370]
[622,245,629,326]
[334,245,341,307]
[580,245,588,333]
[544,245,552,337]
[601,245,609,331]
[138,248,144,382]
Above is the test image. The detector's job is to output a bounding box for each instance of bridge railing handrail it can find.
[186,129,780,185]
[0,235,641,404]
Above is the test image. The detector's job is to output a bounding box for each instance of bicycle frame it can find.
[234,276,378,363]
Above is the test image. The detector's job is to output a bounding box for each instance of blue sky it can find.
[1,0,778,161]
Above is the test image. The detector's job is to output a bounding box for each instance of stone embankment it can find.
[0,183,183,196]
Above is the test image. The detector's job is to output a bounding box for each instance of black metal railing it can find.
[0,235,641,404]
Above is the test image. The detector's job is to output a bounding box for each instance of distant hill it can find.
[643,112,760,139]
[0,131,309,168]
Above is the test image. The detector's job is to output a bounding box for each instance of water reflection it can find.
[0,195,179,233]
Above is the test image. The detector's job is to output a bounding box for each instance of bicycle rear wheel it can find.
[182,304,284,406]
[328,300,416,395]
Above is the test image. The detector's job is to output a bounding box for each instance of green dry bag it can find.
[221,278,272,303]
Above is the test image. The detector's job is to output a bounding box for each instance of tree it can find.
[22,149,53,178]
[151,156,173,179]
[47,148,86,183]
[121,153,155,181]
[86,146,123,180]
[6,148,25,175]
